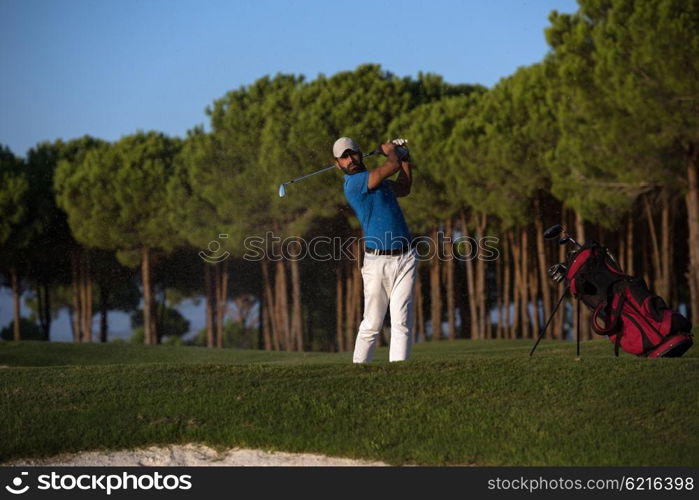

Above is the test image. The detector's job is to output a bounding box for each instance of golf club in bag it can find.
[530,224,694,358]
[278,140,409,197]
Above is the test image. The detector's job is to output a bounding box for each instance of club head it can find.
[544,224,563,240]
[278,183,286,198]
[559,236,570,245]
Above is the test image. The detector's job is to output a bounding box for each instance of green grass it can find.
[1,338,698,466]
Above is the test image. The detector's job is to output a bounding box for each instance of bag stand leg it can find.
[576,298,581,357]
[529,285,570,357]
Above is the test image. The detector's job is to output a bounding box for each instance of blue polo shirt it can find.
[343,170,412,250]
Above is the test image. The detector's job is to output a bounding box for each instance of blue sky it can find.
[1,0,579,158]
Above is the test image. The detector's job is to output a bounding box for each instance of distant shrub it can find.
[0,318,44,341]
[190,321,258,349]
[131,307,190,341]
[130,327,145,344]
[163,335,183,346]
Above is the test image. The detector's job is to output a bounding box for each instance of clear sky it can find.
[0,0,579,158]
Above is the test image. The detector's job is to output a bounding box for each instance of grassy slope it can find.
[1,339,697,466]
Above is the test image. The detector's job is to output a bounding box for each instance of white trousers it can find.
[353,249,418,363]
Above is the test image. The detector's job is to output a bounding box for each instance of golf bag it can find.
[561,241,694,357]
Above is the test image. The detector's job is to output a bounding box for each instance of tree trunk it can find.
[552,227,567,340]
[496,247,503,340]
[216,263,229,348]
[643,238,652,296]
[509,231,520,338]
[82,252,93,343]
[157,291,166,339]
[260,260,277,350]
[204,262,216,348]
[529,265,540,336]
[535,212,552,339]
[530,226,541,335]
[476,213,488,339]
[574,213,591,341]
[344,260,355,350]
[204,263,214,348]
[664,194,676,306]
[46,283,51,340]
[71,251,82,342]
[520,228,532,339]
[348,253,362,347]
[429,225,442,340]
[626,214,635,276]
[502,232,511,339]
[444,217,456,340]
[335,265,344,351]
[660,190,672,303]
[141,246,152,345]
[260,284,272,350]
[352,240,364,336]
[80,256,87,342]
[11,267,21,341]
[36,281,50,340]
[290,258,303,351]
[275,260,290,351]
[619,222,626,274]
[100,284,108,343]
[644,195,663,296]
[462,216,477,340]
[415,267,425,342]
[79,257,86,343]
[37,282,45,340]
[87,265,94,342]
[222,266,230,346]
[551,208,568,340]
[214,264,221,348]
[686,147,699,321]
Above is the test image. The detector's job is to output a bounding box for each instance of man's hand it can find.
[379,141,398,157]
[368,139,412,192]
[389,138,411,196]
[390,138,409,160]
[378,139,409,159]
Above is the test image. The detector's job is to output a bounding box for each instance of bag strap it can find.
[614,327,623,357]
[592,290,626,335]
[591,287,627,357]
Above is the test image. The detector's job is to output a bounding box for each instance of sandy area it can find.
[3,444,388,467]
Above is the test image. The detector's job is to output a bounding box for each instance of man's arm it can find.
[388,158,412,197]
[367,142,401,190]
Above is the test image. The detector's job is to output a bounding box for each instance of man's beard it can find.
[340,161,366,175]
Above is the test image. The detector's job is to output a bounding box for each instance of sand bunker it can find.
[4,443,387,467]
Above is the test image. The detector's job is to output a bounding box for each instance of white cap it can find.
[332,137,361,158]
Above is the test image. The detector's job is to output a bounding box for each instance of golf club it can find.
[278,148,382,198]
[543,224,582,249]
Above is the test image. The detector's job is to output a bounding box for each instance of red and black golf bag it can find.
[530,225,694,358]
[565,242,693,357]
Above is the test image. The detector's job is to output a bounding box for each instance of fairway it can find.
[1,339,697,466]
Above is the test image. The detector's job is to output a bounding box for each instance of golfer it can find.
[333,137,417,363]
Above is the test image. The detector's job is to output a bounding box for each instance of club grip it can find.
[395,145,409,160]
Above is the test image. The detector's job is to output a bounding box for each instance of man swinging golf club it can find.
[334,137,417,363]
